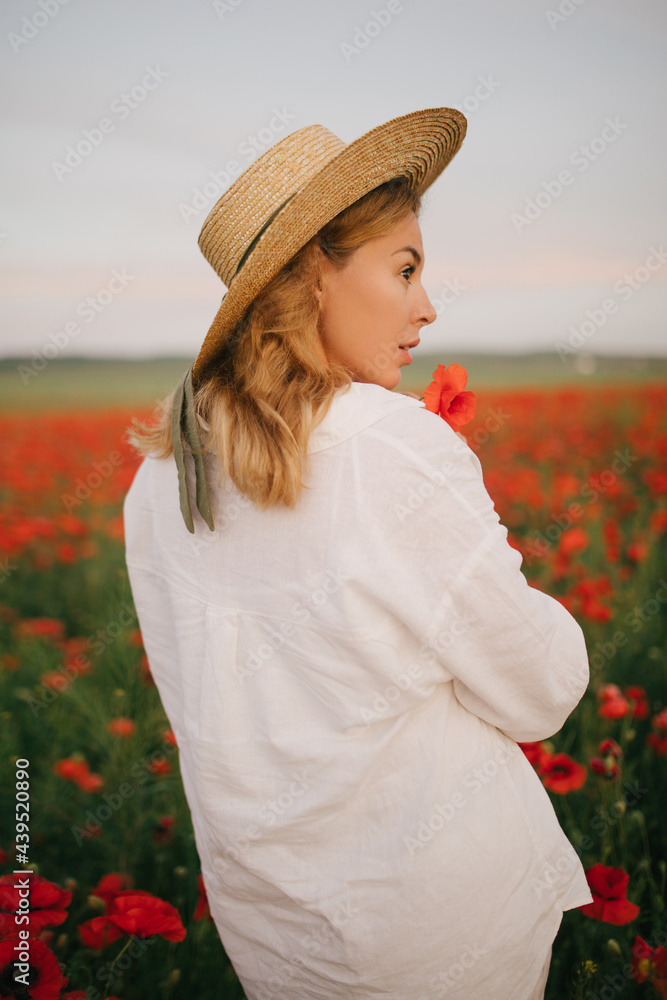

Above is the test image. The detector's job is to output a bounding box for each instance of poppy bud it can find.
[607,939,622,957]
[87,893,106,911]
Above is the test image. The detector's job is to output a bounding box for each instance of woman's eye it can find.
[401,265,416,282]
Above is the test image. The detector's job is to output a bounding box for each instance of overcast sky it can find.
[1,0,665,362]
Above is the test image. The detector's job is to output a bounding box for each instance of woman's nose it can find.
[418,288,438,326]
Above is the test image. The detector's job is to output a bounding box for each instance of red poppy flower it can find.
[146,758,171,776]
[14,618,66,643]
[579,865,640,925]
[89,873,134,906]
[77,915,125,950]
[539,752,587,794]
[138,653,154,686]
[597,684,622,702]
[599,737,622,758]
[107,717,135,738]
[558,527,589,556]
[106,891,186,942]
[62,993,123,1000]
[631,936,654,984]
[422,364,476,433]
[39,671,73,693]
[653,709,667,731]
[193,874,212,923]
[599,697,629,720]
[624,686,649,720]
[127,629,143,648]
[647,731,667,756]
[626,540,649,563]
[0,873,71,938]
[57,636,89,657]
[518,741,552,772]
[646,709,667,755]
[152,816,176,846]
[163,729,177,747]
[589,756,621,781]
[630,936,667,996]
[0,937,68,999]
[64,654,92,678]
[52,756,104,793]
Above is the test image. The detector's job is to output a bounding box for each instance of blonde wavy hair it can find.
[126,175,422,510]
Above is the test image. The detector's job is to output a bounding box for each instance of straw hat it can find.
[191,106,468,387]
[173,106,468,534]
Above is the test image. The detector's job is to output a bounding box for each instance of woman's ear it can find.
[313,245,330,305]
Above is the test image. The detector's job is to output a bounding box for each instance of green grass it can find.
[1,352,666,412]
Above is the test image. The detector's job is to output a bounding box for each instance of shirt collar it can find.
[307,381,424,454]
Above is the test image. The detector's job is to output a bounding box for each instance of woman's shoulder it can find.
[307,380,463,458]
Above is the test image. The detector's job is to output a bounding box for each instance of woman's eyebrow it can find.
[391,246,423,265]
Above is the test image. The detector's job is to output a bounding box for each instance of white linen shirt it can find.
[123,380,593,1000]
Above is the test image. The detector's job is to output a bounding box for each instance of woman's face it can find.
[314,210,437,390]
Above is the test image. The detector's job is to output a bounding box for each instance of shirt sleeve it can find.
[362,408,590,744]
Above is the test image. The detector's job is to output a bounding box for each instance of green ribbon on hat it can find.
[171,190,300,534]
[171,362,214,534]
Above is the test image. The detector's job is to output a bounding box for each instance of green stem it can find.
[105,935,135,987]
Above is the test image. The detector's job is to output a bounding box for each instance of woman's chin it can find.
[353,364,403,391]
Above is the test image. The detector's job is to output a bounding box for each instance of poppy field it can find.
[0,377,666,1000]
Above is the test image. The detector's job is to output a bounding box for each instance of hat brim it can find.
[192,106,467,385]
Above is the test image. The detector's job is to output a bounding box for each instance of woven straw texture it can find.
[192,107,467,384]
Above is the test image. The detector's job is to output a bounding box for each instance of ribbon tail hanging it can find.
[171,363,215,533]
[182,365,215,531]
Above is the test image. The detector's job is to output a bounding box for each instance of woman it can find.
[123,108,593,999]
